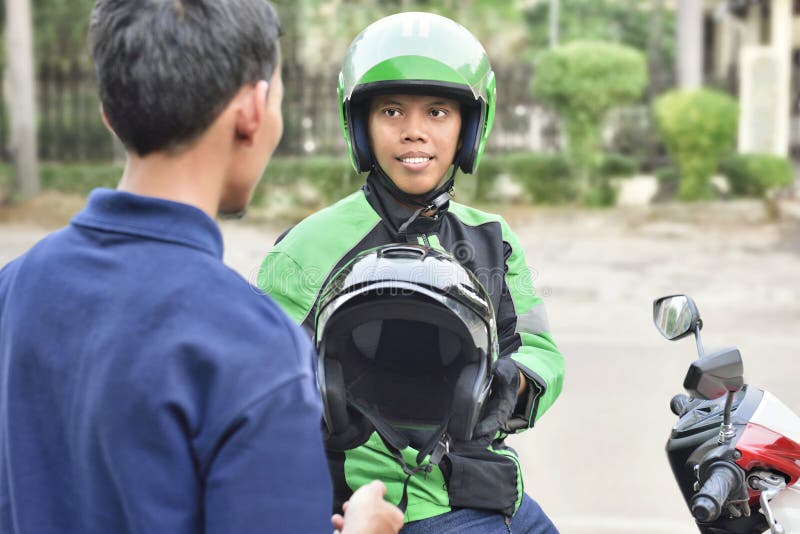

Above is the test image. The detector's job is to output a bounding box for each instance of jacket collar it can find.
[71,188,224,258]
[362,171,449,238]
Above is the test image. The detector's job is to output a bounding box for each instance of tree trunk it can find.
[647,0,665,97]
[5,0,40,200]
[549,0,559,48]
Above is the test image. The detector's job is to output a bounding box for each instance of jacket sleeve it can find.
[496,222,564,430]
[257,250,315,326]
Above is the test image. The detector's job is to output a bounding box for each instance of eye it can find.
[430,108,448,118]
[382,108,401,118]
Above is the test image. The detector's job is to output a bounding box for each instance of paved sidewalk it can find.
[3,200,798,533]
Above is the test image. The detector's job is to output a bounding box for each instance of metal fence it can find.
[0,62,562,163]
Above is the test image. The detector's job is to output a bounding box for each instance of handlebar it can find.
[670,393,691,416]
[690,461,745,522]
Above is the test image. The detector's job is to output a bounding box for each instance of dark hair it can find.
[89,0,281,155]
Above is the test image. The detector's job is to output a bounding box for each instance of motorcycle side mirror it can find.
[653,295,702,341]
[683,348,744,400]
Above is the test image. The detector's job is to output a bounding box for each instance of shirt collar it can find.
[71,188,224,258]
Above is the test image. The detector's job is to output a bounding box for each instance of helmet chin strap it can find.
[375,157,459,238]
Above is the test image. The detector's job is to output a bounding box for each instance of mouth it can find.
[396,153,434,171]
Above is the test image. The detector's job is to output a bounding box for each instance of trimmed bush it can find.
[254,156,359,206]
[654,89,739,201]
[506,153,576,204]
[599,153,638,178]
[719,153,794,197]
[655,166,679,184]
[473,156,505,202]
[533,40,647,202]
[474,153,576,204]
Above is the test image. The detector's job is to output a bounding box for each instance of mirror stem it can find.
[694,325,706,358]
[718,391,736,444]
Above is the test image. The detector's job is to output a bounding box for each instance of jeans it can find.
[399,494,559,534]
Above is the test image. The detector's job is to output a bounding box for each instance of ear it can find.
[99,104,117,137]
[234,80,270,146]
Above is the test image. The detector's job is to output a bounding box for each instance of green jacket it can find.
[258,173,564,522]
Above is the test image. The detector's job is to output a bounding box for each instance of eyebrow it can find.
[426,100,457,108]
[373,98,456,108]
[374,99,404,107]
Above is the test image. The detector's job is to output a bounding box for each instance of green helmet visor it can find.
[342,54,493,103]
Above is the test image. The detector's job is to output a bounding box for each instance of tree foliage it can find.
[277,0,528,73]
[522,0,675,70]
[533,40,647,203]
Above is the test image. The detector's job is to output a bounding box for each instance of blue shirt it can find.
[0,189,333,533]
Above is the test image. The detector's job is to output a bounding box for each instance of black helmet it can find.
[315,244,499,453]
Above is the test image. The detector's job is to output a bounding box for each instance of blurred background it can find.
[1,1,799,532]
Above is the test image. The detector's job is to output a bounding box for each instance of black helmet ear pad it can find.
[348,101,374,172]
[322,358,349,434]
[321,358,373,451]
[457,101,485,175]
[448,358,491,441]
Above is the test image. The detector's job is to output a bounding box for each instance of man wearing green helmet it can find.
[258,12,564,533]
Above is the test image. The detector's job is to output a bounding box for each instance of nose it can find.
[401,111,429,143]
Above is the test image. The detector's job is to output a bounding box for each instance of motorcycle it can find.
[653,295,800,533]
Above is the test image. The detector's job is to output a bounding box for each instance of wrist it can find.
[517,371,527,396]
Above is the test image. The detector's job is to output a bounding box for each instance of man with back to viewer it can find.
[0,1,403,533]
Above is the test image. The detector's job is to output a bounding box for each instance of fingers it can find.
[340,480,404,534]
[385,502,405,530]
[331,513,345,531]
[359,479,387,497]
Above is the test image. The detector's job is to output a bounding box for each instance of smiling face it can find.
[368,93,462,196]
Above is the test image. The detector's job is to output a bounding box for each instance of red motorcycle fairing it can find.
[734,391,800,508]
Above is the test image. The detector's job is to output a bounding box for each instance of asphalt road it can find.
[2,199,798,533]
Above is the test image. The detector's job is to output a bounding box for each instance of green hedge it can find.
[252,156,359,206]
[0,162,122,202]
[2,153,583,207]
[474,153,577,204]
[40,163,122,193]
[654,89,739,201]
[719,153,794,197]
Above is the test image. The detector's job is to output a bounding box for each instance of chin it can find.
[394,177,439,196]
[218,194,250,218]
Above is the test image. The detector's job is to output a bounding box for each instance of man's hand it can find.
[331,480,404,534]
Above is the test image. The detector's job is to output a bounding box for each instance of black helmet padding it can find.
[319,294,487,441]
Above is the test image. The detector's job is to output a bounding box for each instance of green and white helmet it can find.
[338,12,496,175]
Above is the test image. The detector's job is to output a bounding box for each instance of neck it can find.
[117,135,231,219]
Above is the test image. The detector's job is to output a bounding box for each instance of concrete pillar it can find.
[770,0,792,156]
[713,15,735,81]
[737,0,793,157]
[741,4,762,47]
[676,0,703,89]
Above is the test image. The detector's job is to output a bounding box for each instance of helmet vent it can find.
[378,246,426,260]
